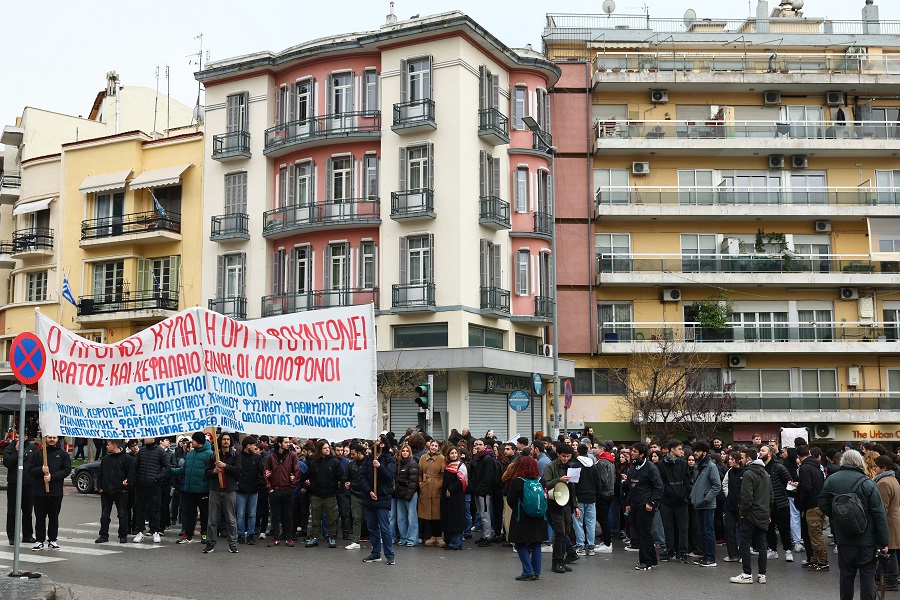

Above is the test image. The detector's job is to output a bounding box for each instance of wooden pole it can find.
[372,442,377,501]
[211,431,224,488]
[42,436,50,493]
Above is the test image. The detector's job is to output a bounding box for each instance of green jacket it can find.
[541,458,577,510]
[739,460,772,530]
[818,465,889,548]
[169,441,212,494]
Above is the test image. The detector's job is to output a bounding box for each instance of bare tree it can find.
[376,350,442,433]
[678,381,737,441]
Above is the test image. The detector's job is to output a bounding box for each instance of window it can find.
[92,261,125,299]
[598,303,633,341]
[25,271,47,302]
[363,70,378,113]
[225,92,249,133]
[867,106,900,139]
[681,233,718,273]
[800,369,838,409]
[678,170,715,205]
[95,191,125,236]
[217,253,246,299]
[798,309,834,341]
[292,246,312,294]
[720,171,780,205]
[514,168,528,212]
[876,170,900,205]
[574,368,626,395]
[595,168,630,205]
[479,66,499,111]
[538,252,552,297]
[469,325,504,349]
[405,235,432,283]
[359,242,377,289]
[537,170,551,214]
[479,239,501,289]
[479,150,501,198]
[363,155,379,199]
[152,185,181,217]
[890,369,900,398]
[512,87,526,130]
[326,156,354,202]
[281,162,316,209]
[515,333,539,354]
[886,308,900,341]
[137,256,180,297]
[536,88,550,131]
[224,172,247,214]
[295,79,314,121]
[515,250,529,295]
[393,323,448,348]
[729,369,791,409]
[871,218,900,252]
[324,243,350,292]
[731,310,789,342]
[404,58,432,102]
[596,233,631,273]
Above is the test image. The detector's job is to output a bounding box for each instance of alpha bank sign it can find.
[470,372,533,394]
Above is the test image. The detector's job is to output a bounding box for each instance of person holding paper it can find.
[541,442,580,574]
[573,443,601,556]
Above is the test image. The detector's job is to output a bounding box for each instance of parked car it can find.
[71,460,101,493]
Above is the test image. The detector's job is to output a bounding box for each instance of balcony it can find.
[0,241,15,269]
[533,212,553,239]
[392,99,436,133]
[212,131,251,161]
[210,213,250,242]
[263,111,381,158]
[480,286,510,314]
[0,172,21,203]
[594,119,900,156]
[77,289,178,323]
[390,190,434,221]
[208,296,247,320]
[80,211,182,248]
[478,108,510,145]
[261,288,378,317]
[479,196,510,229]
[595,253,900,287]
[733,393,900,413]
[391,282,435,310]
[535,295,553,319]
[11,228,53,259]
[532,131,553,156]
[262,199,381,239]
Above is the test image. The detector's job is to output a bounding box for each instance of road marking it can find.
[78,522,100,527]
[57,528,98,535]
[55,536,167,549]
[48,546,121,556]
[0,550,66,563]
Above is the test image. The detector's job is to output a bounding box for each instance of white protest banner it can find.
[36,304,377,441]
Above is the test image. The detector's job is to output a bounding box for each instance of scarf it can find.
[875,470,897,483]
[445,460,468,492]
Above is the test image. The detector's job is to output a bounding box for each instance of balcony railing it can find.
[479,196,510,229]
[596,253,900,275]
[734,393,900,412]
[534,212,553,237]
[81,211,181,240]
[532,130,553,154]
[208,296,247,320]
[392,282,435,308]
[598,321,898,344]
[12,228,53,253]
[0,173,21,188]
[261,288,378,317]
[264,111,381,153]
[263,199,381,236]
[212,131,251,160]
[478,108,510,143]
[480,286,511,313]
[392,99,436,130]
[595,119,900,141]
[78,289,178,316]
[535,295,553,319]
[390,190,434,219]
[596,186,900,207]
[211,213,250,241]
[0,241,14,255]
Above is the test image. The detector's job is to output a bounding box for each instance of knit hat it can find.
[191,431,206,445]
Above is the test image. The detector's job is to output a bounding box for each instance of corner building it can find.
[198,11,575,439]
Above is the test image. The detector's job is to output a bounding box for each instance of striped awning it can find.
[79,170,133,194]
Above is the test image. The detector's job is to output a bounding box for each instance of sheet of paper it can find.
[566,468,581,483]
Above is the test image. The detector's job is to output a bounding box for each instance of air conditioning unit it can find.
[815,220,832,232]
[763,90,782,106]
[826,91,845,106]
[541,344,553,357]
[814,424,836,440]
[662,288,682,302]
[768,154,785,169]
[840,287,859,300]
[632,162,650,175]
[792,154,809,169]
[728,354,747,368]
[650,89,668,103]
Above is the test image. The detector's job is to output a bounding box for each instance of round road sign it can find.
[11,332,46,385]
[508,390,530,412]
[564,379,573,410]
[532,373,543,395]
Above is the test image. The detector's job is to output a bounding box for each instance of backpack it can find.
[831,474,869,536]
[518,477,547,520]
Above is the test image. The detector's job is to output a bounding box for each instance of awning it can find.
[79,170,133,194]
[129,163,192,190]
[12,197,53,216]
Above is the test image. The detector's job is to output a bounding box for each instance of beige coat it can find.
[877,472,900,549]
[417,452,446,520]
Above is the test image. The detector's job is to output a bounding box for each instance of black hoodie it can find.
[99,450,136,495]
[658,453,691,506]
[27,442,71,497]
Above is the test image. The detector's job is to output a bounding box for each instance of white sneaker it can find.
[597,544,612,553]
[758,574,767,584]
[766,549,778,559]
[345,542,361,550]
[541,544,553,553]
[133,532,144,543]
[793,543,804,553]
[625,545,640,552]
[730,573,753,584]
[259,532,266,539]
[152,532,161,543]
[576,548,587,556]
[750,548,759,555]
[31,542,43,551]
[784,550,794,562]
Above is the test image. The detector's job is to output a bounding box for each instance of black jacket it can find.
[658,454,691,506]
[134,442,170,486]
[27,442,71,497]
[740,461,773,530]
[237,449,265,493]
[306,455,344,497]
[725,466,744,512]
[624,458,664,508]
[206,447,242,492]
[99,451,136,495]
[469,450,498,497]
[764,458,791,511]
[358,451,396,510]
[346,458,365,497]
[393,456,419,501]
[573,456,602,504]
[3,440,36,487]
[795,455,825,511]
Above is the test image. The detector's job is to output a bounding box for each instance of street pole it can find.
[427,373,434,438]
[530,387,535,441]
[12,385,26,574]
[550,150,563,438]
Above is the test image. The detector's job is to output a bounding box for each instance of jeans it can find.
[269,489,293,540]
[445,530,463,550]
[365,506,393,559]
[696,507,716,561]
[788,497,802,545]
[207,489,237,547]
[475,495,493,539]
[134,484,161,534]
[33,496,63,543]
[391,494,418,545]
[574,501,597,549]
[740,520,768,575]
[464,493,474,535]
[99,491,129,539]
[235,491,258,537]
[652,511,666,546]
[838,544,877,600]
[515,542,542,576]
[660,503,689,555]
[596,496,613,546]
[632,508,658,566]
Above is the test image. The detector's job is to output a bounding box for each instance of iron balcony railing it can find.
[12,228,53,253]
[0,173,21,188]
[479,196,510,228]
[390,190,434,218]
[78,289,178,316]
[534,212,553,237]
[532,130,553,153]
[598,321,898,344]
[263,199,381,235]
[480,286,511,313]
[596,186,900,207]
[81,211,181,240]
[478,108,510,141]
[535,295,553,319]
[392,282,435,308]
[264,111,381,152]
[595,119,900,141]
[211,213,250,241]
[596,253,899,275]
[392,99,435,128]
[208,296,247,320]
[261,288,378,317]
[212,131,251,158]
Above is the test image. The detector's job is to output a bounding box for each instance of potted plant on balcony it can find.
[694,291,734,342]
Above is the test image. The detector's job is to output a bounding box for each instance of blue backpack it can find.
[518,477,547,520]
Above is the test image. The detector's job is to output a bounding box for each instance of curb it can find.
[0,573,56,599]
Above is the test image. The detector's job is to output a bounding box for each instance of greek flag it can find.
[151,190,167,219]
[61,273,77,307]
[151,271,162,292]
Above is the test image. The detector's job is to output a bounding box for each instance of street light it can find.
[521,115,563,436]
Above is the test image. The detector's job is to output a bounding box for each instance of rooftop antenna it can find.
[683,8,697,30]
[153,66,159,135]
[187,34,207,127]
[602,0,616,17]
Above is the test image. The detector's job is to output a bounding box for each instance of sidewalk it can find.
[0,573,56,600]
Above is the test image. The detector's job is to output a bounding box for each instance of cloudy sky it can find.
[4,0,896,123]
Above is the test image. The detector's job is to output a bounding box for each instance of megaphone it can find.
[552,482,570,506]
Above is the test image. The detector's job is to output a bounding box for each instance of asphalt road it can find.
[0,488,851,600]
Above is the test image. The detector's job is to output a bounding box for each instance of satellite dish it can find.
[602,0,616,15]
[683,8,697,28]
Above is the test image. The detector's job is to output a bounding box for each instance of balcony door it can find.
[325,156,354,220]
[598,302,632,342]
[681,233,717,273]
[92,260,125,310]
[399,235,433,304]
[789,173,827,205]
[328,72,355,131]
[786,106,824,138]
[400,57,432,121]
[95,191,125,237]
[398,144,432,212]
[288,246,313,312]
[323,244,350,307]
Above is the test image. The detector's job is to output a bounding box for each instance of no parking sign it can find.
[11,332,46,385]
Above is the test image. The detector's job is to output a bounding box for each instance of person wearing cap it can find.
[541,442,580,574]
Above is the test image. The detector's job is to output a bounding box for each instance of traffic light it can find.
[414,383,430,409]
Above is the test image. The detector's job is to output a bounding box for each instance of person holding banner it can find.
[170,433,213,545]
[133,437,170,544]
[204,432,242,554]
[359,437,398,565]
[27,435,71,551]
[95,439,136,543]
[265,436,302,547]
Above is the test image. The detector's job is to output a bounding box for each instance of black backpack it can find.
[831,474,869,537]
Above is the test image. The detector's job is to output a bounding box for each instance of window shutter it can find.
[326,75,334,116]
[400,59,408,102]
[492,244,502,289]
[479,66,487,110]
[357,243,364,288]
[399,236,408,284]
[273,251,281,294]
[491,75,500,110]
[325,158,333,201]
[544,90,551,132]
[274,87,283,125]
[238,253,246,297]
[137,259,150,294]
[349,156,356,199]
[240,92,249,131]
[372,243,378,288]
[479,150,488,198]
[427,233,434,282]
[287,165,296,206]
[287,249,296,293]
[492,154,501,197]
[399,147,407,192]
[237,172,247,213]
[323,245,332,290]
[216,256,225,300]
[225,174,235,213]
[170,255,181,293]
[343,244,351,289]
[536,91,544,128]
[310,160,317,203]
[289,83,297,121]
[480,239,488,287]
[349,70,356,113]
[427,142,434,191]
[226,96,237,133]
[426,55,433,100]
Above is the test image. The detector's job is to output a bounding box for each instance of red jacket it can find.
[265,449,301,491]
